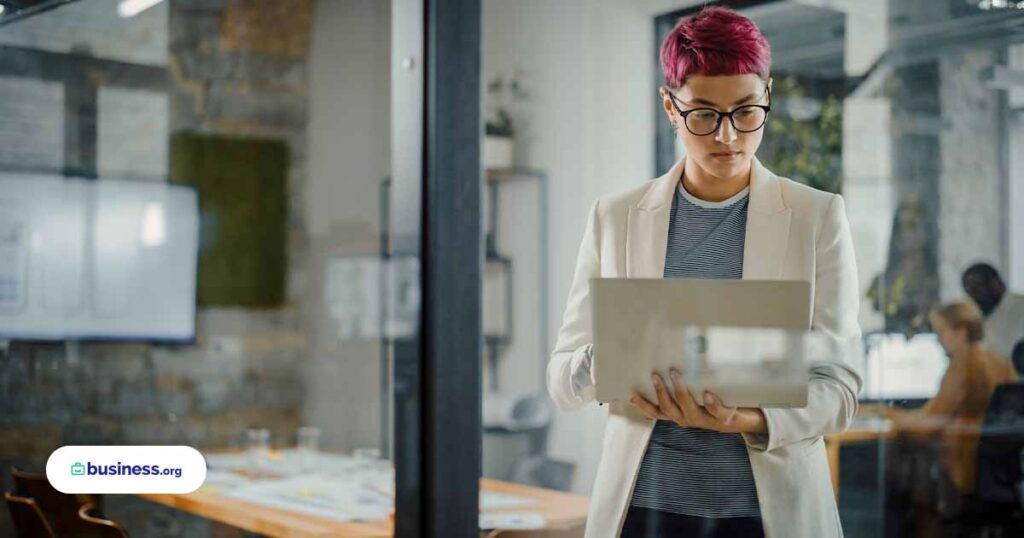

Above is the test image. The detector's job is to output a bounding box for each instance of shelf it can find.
[486,167,546,182]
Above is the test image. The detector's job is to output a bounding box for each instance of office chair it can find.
[5,490,56,538]
[78,504,130,538]
[10,465,97,536]
[508,455,575,492]
[957,382,1024,536]
[975,383,1024,503]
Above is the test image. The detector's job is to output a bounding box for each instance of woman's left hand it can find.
[631,370,767,434]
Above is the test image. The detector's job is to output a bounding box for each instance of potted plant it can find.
[484,108,514,169]
[484,71,527,169]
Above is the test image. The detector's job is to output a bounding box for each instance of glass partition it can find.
[0,0,406,535]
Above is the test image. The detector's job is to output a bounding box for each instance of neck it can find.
[682,158,752,202]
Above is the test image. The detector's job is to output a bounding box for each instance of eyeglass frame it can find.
[665,86,772,136]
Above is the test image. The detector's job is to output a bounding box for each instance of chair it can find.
[1011,339,1024,377]
[975,383,1024,506]
[10,466,96,535]
[4,490,56,538]
[508,455,575,492]
[954,382,1024,535]
[78,504,129,538]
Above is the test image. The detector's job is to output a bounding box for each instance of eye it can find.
[691,110,717,121]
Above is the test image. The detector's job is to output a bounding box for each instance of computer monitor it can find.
[861,332,947,400]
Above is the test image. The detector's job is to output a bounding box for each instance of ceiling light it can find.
[976,0,1024,8]
[0,5,6,17]
[118,0,165,18]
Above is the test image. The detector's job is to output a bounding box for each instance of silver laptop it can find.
[590,278,814,408]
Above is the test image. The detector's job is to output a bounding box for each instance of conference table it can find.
[138,450,589,538]
[135,415,930,533]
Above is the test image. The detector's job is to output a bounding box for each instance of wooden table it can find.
[824,417,895,498]
[141,476,588,538]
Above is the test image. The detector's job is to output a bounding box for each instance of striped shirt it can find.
[629,182,761,518]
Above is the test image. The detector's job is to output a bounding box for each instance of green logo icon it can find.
[71,462,85,476]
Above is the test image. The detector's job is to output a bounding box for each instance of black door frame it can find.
[392,0,482,536]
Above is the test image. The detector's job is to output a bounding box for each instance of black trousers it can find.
[620,506,766,538]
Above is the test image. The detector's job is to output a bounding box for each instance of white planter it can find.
[483,135,514,169]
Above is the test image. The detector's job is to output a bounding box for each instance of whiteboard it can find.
[0,174,198,341]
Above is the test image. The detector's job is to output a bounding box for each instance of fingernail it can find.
[703,392,714,405]
[670,369,681,379]
[651,374,661,385]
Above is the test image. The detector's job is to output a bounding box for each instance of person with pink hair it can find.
[548,6,861,538]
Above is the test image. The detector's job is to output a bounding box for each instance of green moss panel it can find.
[170,133,288,307]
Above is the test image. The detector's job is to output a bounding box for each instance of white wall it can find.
[1009,44,1024,293]
[303,0,392,453]
[307,0,391,239]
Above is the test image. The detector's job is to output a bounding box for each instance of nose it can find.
[715,116,737,144]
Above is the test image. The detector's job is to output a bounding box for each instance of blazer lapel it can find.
[627,156,791,280]
[742,158,792,280]
[626,159,683,278]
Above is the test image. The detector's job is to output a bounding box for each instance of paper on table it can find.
[480,511,546,530]
[480,490,536,510]
[204,451,535,523]
[222,476,393,522]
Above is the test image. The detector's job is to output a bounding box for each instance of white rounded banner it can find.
[46,445,206,494]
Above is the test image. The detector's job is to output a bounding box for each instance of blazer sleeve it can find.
[743,194,864,452]
[547,200,602,411]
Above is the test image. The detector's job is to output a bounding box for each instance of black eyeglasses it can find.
[667,87,771,136]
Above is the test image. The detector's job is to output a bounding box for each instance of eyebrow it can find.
[684,93,760,109]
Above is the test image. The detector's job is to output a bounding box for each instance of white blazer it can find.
[548,156,862,538]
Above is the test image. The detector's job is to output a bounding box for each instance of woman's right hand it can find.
[630,370,767,434]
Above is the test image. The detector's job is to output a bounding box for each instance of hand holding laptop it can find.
[629,368,768,434]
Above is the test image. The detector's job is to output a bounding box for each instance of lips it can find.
[711,151,740,158]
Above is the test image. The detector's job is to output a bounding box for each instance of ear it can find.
[659,87,675,117]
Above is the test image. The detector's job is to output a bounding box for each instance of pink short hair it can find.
[660,6,772,89]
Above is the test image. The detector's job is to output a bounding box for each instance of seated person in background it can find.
[891,301,1018,493]
[962,262,1024,361]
